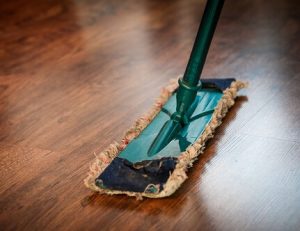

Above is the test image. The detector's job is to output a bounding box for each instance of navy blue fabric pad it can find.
[202,78,235,91]
[96,157,177,192]
[95,78,235,193]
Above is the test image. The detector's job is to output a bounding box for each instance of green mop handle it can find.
[183,0,224,85]
[175,0,224,123]
[148,0,225,156]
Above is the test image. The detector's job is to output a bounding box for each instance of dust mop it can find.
[85,0,247,199]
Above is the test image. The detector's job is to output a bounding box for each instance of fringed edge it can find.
[84,78,248,199]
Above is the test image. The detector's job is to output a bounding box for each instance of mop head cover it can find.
[84,78,247,199]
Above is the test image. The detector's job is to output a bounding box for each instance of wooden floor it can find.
[1,0,300,230]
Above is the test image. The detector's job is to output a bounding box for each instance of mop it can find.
[85,0,247,199]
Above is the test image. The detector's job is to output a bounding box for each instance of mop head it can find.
[84,78,247,199]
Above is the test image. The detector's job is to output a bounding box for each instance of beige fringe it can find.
[84,78,247,199]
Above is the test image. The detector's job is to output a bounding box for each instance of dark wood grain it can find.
[0,0,300,230]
